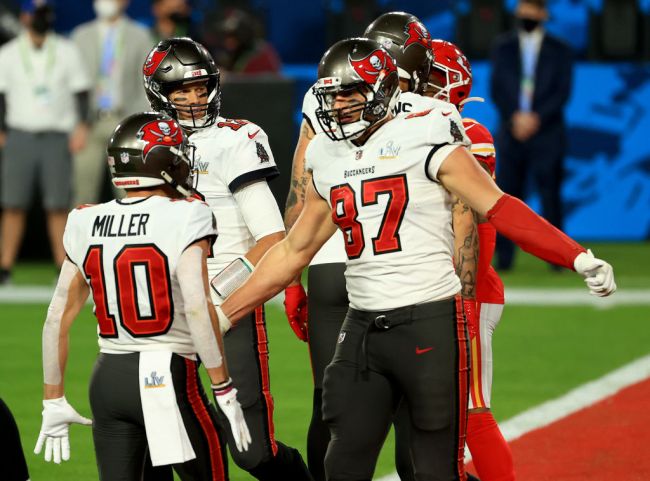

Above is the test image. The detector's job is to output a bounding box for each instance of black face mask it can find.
[169,12,190,27]
[31,6,54,35]
[518,17,541,33]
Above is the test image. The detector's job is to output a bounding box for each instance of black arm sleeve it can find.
[74,90,91,125]
[0,93,6,132]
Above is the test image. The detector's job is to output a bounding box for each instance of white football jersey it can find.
[63,196,217,354]
[305,106,470,311]
[189,117,280,284]
[301,85,459,267]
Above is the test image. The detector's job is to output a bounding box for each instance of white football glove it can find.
[34,396,92,463]
[574,249,617,297]
[212,379,251,452]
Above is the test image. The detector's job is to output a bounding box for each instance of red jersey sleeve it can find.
[463,118,496,176]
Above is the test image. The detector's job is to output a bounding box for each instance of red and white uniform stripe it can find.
[463,118,505,410]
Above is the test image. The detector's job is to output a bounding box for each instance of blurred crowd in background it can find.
[0,0,648,281]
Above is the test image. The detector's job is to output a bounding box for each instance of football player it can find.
[215,38,615,481]
[143,38,312,480]
[285,13,474,481]
[425,39,516,481]
[35,112,250,481]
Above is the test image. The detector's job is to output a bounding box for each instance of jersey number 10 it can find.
[330,174,409,259]
[83,244,173,338]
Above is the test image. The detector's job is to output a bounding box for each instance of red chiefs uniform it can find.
[463,118,504,410]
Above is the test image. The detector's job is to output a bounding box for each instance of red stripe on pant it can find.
[184,358,226,481]
[254,306,278,455]
[455,296,471,480]
[469,302,487,409]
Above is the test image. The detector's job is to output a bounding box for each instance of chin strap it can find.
[160,170,192,197]
[459,96,484,107]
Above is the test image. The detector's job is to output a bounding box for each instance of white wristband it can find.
[216,305,232,335]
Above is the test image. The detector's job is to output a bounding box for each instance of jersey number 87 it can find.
[330,174,409,259]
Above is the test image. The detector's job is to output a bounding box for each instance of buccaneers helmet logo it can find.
[143,46,170,77]
[137,120,183,160]
[403,21,431,50]
[349,49,396,85]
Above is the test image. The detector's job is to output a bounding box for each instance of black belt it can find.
[350,299,451,329]
[351,298,454,378]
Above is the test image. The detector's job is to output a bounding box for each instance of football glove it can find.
[284,284,308,342]
[34,396,92,463]
[212,379,251,452]
[573,249,617,297]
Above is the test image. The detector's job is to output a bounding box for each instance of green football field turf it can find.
[1,243,648,480]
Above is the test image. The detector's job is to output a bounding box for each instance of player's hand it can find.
[284,284,308,342]
[68,123,89,154]
[574,249,616,297]
[212,379,251,452]
[34,396,92,463]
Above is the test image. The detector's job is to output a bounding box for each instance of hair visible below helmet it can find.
[428,39,473,107]
[143,37,221,130]
[363,11,433,94]
[314,37,400,142]
[107,112,197,197]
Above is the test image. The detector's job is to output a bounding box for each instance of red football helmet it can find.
[428,39,473,107]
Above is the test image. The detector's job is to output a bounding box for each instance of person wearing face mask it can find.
[70,0,153,206]
[489,0,574,271]
[151,0,197,42]
[0,0,91,285]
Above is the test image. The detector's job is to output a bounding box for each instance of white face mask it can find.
[94,0,121,20]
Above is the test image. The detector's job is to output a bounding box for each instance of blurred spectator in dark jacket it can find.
[151,0,199,41]
[204,8,281,75]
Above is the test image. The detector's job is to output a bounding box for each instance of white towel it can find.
[139,351,196,466]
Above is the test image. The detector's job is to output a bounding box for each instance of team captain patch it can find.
[256,142,270,163]
[450,120,465,143]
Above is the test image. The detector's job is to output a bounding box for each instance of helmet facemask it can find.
[150,76,221,131]
[159,142,198,197]
[314,70,400,142]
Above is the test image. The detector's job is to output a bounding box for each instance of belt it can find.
[351,299,454,378]
[350,299,451,329]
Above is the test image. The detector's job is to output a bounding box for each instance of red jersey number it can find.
[83,244,173,338]
[329,175,409,259]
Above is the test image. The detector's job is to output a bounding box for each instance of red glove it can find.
[284,285,308,342]
[463,298,478,339]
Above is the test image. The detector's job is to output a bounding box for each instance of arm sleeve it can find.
[233,180,285,241]
[42,259,80,385]
[222,126,280,193]
[0,49,7,94]
[176,245,223,369]
[182,202,218,252]
[487,194,585,269]
[425,108,472,182]
[74,90,91,124]
[0,93,6,131]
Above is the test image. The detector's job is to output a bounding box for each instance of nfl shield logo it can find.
[337,332,346,344]
[355,150,363,160]
[120,152,130,164]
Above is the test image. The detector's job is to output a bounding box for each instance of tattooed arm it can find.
[284,119,316,231]
[452,195,479,299]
